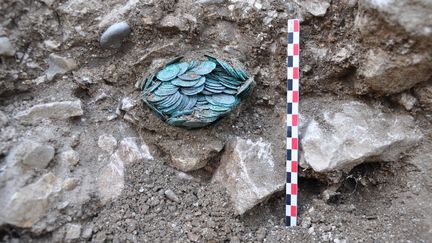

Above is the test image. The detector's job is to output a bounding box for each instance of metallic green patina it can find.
[141,55,254,128]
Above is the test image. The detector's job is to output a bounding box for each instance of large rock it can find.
[301,99,423,173]
[6,140,55,169]
[360,0,432,37]
[356,49,431,95]
[0,173,61,228]
[213,137,285,215]
[15,100,83,122]
[97,137,152,202]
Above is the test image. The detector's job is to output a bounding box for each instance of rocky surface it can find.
[0,0,431,242]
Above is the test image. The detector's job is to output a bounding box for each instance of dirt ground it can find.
[0,0,431,242]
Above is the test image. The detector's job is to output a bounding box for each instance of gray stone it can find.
[46,54,78,81]
[97,134,117,153]
[100,22,131,49]
[295,0,331,17]
[1,173,61,228]
[213,137,285,215]
[58,149,79,166]
[0,110,9,127]
[300,98,423,173]
[0,37,15,56]
[15,100,83,122]
[64,223,81,240]
[169,140,223,172]
[7,140,55,169]
[81,224,93,239]
[361,0,432,37]
[356,49,431,95]
[164,189,180,203]
[160,15,188,32]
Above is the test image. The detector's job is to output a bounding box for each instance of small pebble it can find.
[164,189,180,203]
[120,97,136,111]
[100,22,131,49]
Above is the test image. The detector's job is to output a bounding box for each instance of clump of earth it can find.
[0,0,431,242]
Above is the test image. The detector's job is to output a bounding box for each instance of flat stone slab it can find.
[213,137,284,215]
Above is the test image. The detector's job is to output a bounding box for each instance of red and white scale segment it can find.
[286,19,300,227]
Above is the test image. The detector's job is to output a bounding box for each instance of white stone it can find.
[15,100,83,122]
[97,137,152,202]
[43,40,61,51]
[97,154,124,203]
[97,134,117,153]
[0,37,15,56]
[295,0,331,17]
[397,93,417,111]
[213,137,285,215]
[120,97,136,111]
[64,223,81,240]
[46,54,78,81]
[301,99,423,173]
[116,137,147,165]
[1,173,61,228]
[81,224,93,239]
[7,140,54,169]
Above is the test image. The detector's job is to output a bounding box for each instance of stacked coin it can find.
[141,55,254,128]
